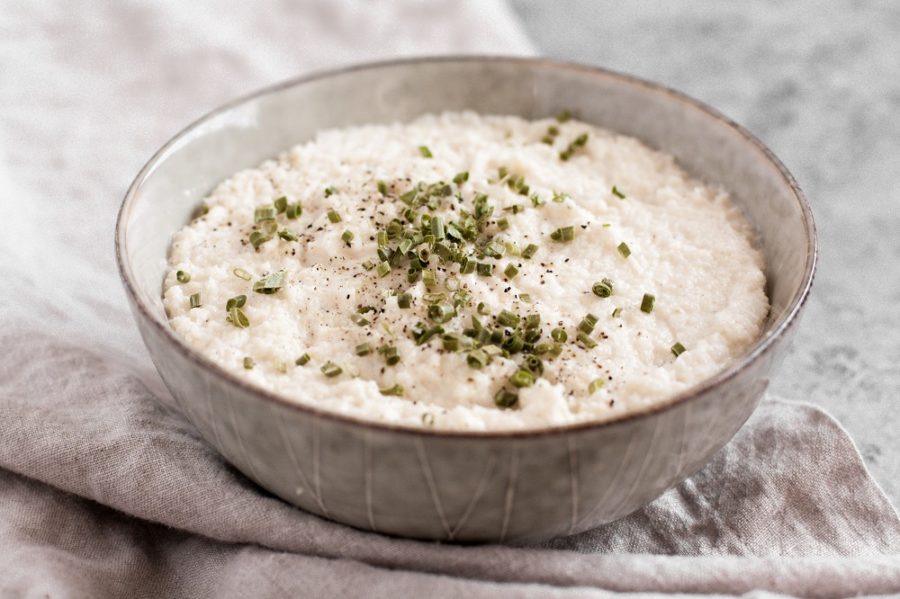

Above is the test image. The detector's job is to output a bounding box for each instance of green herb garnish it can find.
[640,294,655,313]
[253,270,286,294]
[341,229,354,244]
[327,209,342,223]
[522,243,539,259]
[588,378,605,394]
[577,313,599,335]
[397,292,412,309]
[379,384,404,396]
[592,278,613,298]
[504,263,519,279]
[243,357,254,370]
[355,343,372,356]
[376,261,391,278]
[576,331,598,349]
[509,369,535,388]
[671,342,686,358]
[189,292,201,309]
[254,205,276,223]
[176,270,190,283]
[321,361,342,377]
[418,145,433,158]
[617,242,631,258]
[494,388,518,408]
[278,228,299,242]
[233,268,252,281]
[550,226,575,242]
[612,186,626,199]
[295,353,311,366]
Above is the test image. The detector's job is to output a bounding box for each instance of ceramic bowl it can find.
[116,57,816,543]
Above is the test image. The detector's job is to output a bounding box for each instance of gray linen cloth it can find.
[1,2,898,597]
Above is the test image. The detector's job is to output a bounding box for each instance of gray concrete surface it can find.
[511,1,900,505]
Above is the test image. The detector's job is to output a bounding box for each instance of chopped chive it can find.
[422,269,437,288]
[285,202,302,219]
[497,217,510,230]
[274,196,288,213]
[467,348,489,369]
[476,262,494,277]
[497,310,520,328]
[243,357,254,370]
[601,222,611,228]
[640,293,656,314]
[379,384,404,396]
[588,378,605,394]
[378,344,400,365]
[591,278,614,298]
[189,292,201,309]
[327,209,342,223]
[355,343,372,356]
[361,259,376,271]
[341,229,354,244]
[422,412,435,426]
[397,292,412,309]
[551,327,567,343]
[176,270,190,283]
[453,171,469,186]
[249,231,272,249]
[577,313,599,334]
[617,242,631,258]
[504,263,519,279]
[225,295,247,311]
[431,216,445,240]
[351,313,369,327]
[254,205,276,223]
[612,186,626,199]
[321,361,342,377]
[253,270,286,294]
[520,293,532,303]
[555,109,572,123]
[524,313,541,329]
[550,226,575,242]
[226,307,249,328]
[576,331,598,349]
[418,145,433,158]
[522,243,539,259]
[324,186,336,197]
[442,333,463,352]
[552,191,569,203]
[671,342,687,358]
[295,353,311,366]
[376,261,391,278]
[509,369,535,388]
[494,388,519,408]
[611,307,622,318]
[278,228,299,242]
[477,302,491,316]
[377,180,388,195]
[233,268,252,281]
[427,302,456,324]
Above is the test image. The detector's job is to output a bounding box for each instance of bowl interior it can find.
[119,57,814,405]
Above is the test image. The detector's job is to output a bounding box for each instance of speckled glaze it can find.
[115,57,816,543]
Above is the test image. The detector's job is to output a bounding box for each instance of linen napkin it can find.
[1,2,898,597]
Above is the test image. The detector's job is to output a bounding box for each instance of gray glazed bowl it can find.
[116,57,816,544]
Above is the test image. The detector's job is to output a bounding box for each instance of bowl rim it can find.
[115,55,817,439]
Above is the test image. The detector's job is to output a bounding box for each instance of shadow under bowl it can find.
[116,56,816,544]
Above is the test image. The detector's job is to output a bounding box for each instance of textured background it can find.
[510,0,900,505]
